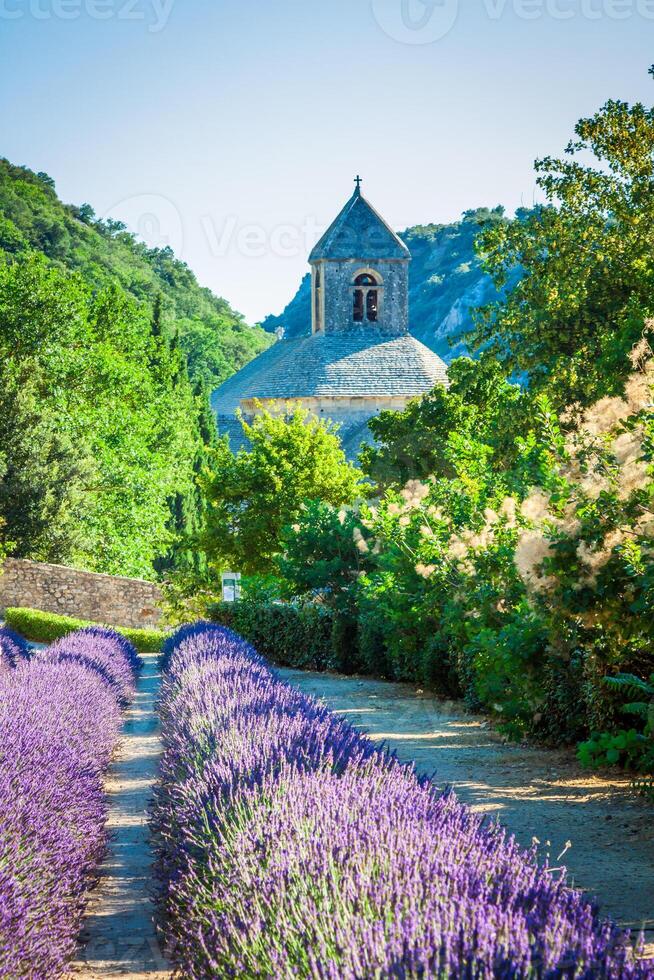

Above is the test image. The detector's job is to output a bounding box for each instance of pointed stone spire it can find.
[309,183,409,262]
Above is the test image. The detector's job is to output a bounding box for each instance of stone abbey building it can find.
[212,180,448,457]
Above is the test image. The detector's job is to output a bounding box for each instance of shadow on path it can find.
[281,668,654,953]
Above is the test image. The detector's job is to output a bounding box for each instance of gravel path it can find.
[72,651,169,979]
[280,668,654,954]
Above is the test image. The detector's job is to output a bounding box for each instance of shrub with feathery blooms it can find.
[0,627,140,978]
[152,622,653,979]
[273,337,654,760]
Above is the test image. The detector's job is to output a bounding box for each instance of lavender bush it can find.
[153,623,654,979]
[38,625,140,705]
[0,627,140,978]
[0,624,30,671]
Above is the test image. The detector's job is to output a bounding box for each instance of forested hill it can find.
[0,159,271,388]
[261,207,520,359]
[0,158,271,580]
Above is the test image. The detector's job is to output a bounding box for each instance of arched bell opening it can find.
[353,289,365,322]
[352,271,383,324]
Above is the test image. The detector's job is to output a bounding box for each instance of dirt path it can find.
[72,651,170,979]
[281,668,654,953]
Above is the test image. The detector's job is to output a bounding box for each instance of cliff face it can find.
[260,208,520,361]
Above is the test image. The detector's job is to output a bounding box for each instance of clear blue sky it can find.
[1,0,652,322]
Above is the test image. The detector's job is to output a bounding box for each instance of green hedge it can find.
[3,607,166,652]
[208,600,336,671]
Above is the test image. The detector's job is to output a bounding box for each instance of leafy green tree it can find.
[0,156,271,391]
[278,500,371,603]
[156,384,217,578]
[177,317,234,388]
[0,370,90,562]
[277,500,374,673]
[0,252,88,362]
[470,86,654,405]
[360,357,524,488]
[203,408,363,576]
[151,293,164,338]
[75,203,96,224]
[0,253,210,578]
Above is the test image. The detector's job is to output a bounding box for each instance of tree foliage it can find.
[202,409,363,576]
[0,371,88,562]
[0,156,275,578]
[0,157,272,389]
[360,357,525,488]
[0,254,210,577]
[278,500,372,607]
[470,96,654,406]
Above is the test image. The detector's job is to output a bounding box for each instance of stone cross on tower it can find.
[354,175,362,194]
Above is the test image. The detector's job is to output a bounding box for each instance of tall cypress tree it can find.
[155,381,216,578]
[151,293,163,338]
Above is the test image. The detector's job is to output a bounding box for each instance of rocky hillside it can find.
[261,207,520,360]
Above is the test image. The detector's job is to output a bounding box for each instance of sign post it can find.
[221,572,242,603]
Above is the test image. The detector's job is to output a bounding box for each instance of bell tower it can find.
[309,177,411,338]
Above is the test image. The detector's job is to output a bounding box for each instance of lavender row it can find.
[152,623,653,979]
[0,624,31,670]
[0,626,140,978]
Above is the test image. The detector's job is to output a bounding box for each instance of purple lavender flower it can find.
[152,623,654,979]
[0,628,140,978]
[37,626,139,706]
[0,625,31,671]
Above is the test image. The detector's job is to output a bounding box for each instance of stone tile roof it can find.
[211,331,449,416]
[309,189,410,262]
[216,415,250,454]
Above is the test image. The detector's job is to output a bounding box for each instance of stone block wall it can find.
[321,259,409,337]
[0,559,163,629]
[242,394,411,421]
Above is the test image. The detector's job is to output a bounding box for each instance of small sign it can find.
[221,572,242,603]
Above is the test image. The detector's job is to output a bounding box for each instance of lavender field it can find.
[0,626,141,977]
[0,619,652,977]
[150,623,654,979]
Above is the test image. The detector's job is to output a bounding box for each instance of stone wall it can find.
[241,394,411,419]
[0,559,163,629]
